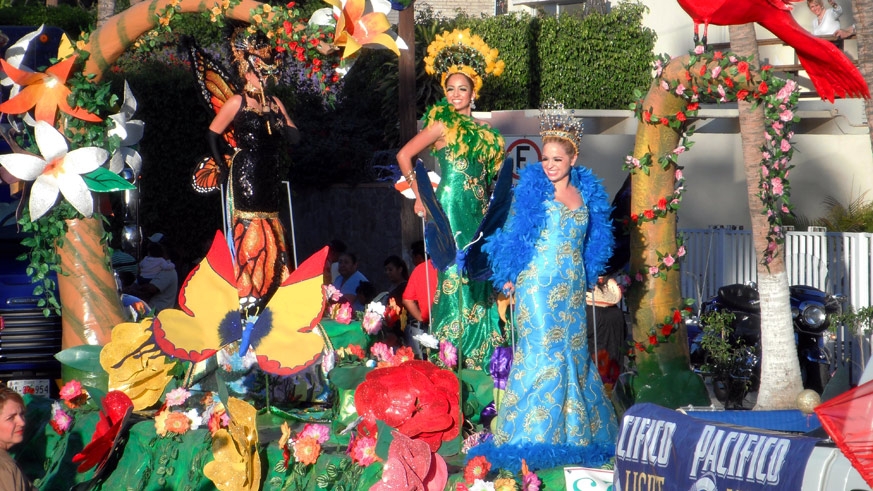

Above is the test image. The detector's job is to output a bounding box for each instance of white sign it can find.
[564,466,614,491]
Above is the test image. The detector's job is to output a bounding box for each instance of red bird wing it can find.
[757,10,869,101]
[764,0,801,11]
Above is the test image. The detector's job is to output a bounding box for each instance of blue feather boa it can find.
[483,163,614,291]
[465,439,615,473]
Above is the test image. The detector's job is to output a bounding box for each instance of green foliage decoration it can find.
[0,5,94,38]
[454,11,537,110]
[537,1,656,109]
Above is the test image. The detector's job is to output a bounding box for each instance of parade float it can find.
[2,0,873,489]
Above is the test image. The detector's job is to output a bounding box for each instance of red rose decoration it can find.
[355,361,460,452]
[687,102,699,112]
[676,112,687,122]
[661,324,673,336]
[758,81,769,94]
[72,391,134,472]
[648,335,659,345]
[737,61,750,78]
[657,198,667,211]
[673,309,683,324]
[659,117,669,126]
[724,77,734,88]
[736,89,750,101]
[644,209,655,220]
[630,213,639,222]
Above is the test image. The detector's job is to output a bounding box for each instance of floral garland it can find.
[625,47,801,353]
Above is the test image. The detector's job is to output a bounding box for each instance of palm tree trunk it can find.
[81,0,272,80]
[57,217,126,349]
[729,23,804,409]
[849,0,873,146]
[97,0,116,28]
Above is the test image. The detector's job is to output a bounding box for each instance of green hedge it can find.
[0,5,93,37]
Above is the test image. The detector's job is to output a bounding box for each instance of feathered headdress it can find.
[539,99,583,155]
[424,28,505,94]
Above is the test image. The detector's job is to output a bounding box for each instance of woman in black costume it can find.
[207,27,300,321]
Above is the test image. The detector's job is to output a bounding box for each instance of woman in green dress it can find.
[396,29,506,370]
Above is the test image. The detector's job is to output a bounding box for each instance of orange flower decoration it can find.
[165,412,192,435]
[293,436,321,465]
[323,0,401,58]
[0,56,101,124]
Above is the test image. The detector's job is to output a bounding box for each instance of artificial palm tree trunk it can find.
[57,217,125,349]
[729,23,804,409]
[849,0,873,146]
[626,55,712,409]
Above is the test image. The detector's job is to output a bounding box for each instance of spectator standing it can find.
[331,252,368,312]
[807,0,843,36]
[0,387,36,490]
[402,258,437,357]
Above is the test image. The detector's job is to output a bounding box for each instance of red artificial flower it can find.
[758,81,769,94]
[676,112,687,122]
[71,391,134,472]
[687,102,699,112]
[685,70,692,81]
[644,209,655,220]
[630,213,639,222]
[648,335,659,345]
[657,198,667,210]
[724,77,734,88]
[714,51,724,60]
[661,324,673,336]
[642,110,651,122]
[673,309,683,324]
[464,455,491,484]
[659,117,669,126]
[635,342,645,352]
[699,64,707,76]
[354,360,460,452]
[761,64,772,71]
[736,89,750,100]
[348,344,366,359]
[391,346,415,366]
[737,61,750,78]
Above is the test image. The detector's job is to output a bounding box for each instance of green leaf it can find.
[83,167,136,192]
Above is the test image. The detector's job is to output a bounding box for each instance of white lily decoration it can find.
[107,81,144,176]
[0,121,108,221]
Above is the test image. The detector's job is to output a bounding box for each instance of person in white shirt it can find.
[807,0,843,36]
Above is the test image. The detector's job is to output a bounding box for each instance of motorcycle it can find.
[687,282,843,408]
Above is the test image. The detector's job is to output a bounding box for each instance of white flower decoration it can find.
[0,121,108,220]
[1,25,43,96]
[107,81,144,176]
[185,408,203,430]
[413,332,439,350]
[469,480,495,491]
[364,301,386,316]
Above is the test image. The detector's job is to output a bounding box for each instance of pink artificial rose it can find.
[336,302,353,324]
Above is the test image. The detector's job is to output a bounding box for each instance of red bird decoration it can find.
[676,0,870,102]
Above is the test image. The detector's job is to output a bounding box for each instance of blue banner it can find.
[614,403,819,491]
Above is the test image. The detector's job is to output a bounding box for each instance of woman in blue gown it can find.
[471,109,618,471]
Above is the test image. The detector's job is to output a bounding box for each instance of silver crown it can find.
[539,99,583,153]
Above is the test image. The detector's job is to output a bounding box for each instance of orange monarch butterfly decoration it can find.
[185,39,239,194]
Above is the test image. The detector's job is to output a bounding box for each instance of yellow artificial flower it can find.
[99,320,177,411]
[203,398,261,491]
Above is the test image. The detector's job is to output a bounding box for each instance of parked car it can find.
[0,196,61,398]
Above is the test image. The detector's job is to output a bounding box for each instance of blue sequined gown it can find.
[492,200,618,469]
